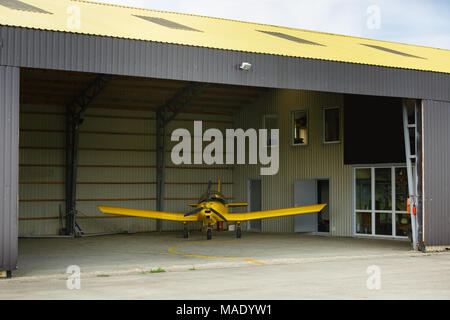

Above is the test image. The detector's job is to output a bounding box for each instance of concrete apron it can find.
[10,232,420,281]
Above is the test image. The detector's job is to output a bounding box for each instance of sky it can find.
[93,0,450,50]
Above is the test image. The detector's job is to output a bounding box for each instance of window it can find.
[291,109,308,146]
[262,114,278,147]
[354,166,411,238]
[323,107,340,143]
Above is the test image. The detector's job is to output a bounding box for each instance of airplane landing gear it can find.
[183,222,189,239]
[206,227,212,240]
[236,222,242,239]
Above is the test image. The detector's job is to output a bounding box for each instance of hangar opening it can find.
[16,68,417,243]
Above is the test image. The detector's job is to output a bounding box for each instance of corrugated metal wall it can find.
[422,100,450,248]
[0,66,19,271]
[1,26,450,102]
[19,101,65,235]
[18,77,233,235]
[233,89,352,236]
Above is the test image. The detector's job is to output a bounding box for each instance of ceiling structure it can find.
[20,68,269,117]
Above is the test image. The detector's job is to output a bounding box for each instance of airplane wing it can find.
[223,204,327,221]
[227,203,248,207]
[98,205,199,222]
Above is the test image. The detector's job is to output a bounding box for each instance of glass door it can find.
[355,168,372,234]
[374,168,392,236]
[354,166,411,238]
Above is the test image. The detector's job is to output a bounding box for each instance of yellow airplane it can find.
[98,180,326,240]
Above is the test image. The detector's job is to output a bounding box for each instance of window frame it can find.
[322,106,341,144]
[291,108,309,147]
[352,165,410,240]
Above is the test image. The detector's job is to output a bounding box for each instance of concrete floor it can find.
[1,232,450,299]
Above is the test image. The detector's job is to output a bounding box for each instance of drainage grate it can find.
[133,15,202,32]
[361,43,425,59]
[0,0,52,14]
[256,30,324,46]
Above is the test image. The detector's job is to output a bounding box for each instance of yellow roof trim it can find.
[1,0,449,74]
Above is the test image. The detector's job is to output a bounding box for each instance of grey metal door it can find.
[247,179,262,231]
[294,179,318,232]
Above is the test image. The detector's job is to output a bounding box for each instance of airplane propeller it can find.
[209,207,228,222]
[206,180,212,201]
[183,180,228,221]
[184,207,203,217]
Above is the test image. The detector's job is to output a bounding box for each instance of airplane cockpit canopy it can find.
[199,190,227,205]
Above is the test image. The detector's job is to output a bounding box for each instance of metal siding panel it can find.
[233,89,351,235]
[0,66,19,271]
[423,100,450,247]
[19,102,66,236]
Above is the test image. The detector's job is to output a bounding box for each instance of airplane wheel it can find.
[207,228,212,240]
[236,227,241,239]
[183,228,189,239]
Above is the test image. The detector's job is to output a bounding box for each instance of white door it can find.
[294,179,318,232]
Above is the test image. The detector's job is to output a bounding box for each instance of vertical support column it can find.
[154,83,208,233]
[155,108,167,232]
[402,99,418,250]
[65,115,80,236]
[65,110,76,236]
[0,66,20,275]
[64,74,113,236]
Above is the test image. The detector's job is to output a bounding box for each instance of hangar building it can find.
[1,0,450,276]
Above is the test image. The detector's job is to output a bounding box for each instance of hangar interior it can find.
[19,68,269,236]
[18,67,412,240]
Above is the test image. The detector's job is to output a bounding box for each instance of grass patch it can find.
[96,274,110,277]
[149,268,166,273]
[189,266,196,271]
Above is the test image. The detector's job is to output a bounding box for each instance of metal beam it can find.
[0,66,20,273]
[402,98,420,250]
[64,74,114,236]
[416,99,424,251]
[155,82,209,231]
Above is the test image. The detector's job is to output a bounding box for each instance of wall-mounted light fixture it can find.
[239,62,252,71]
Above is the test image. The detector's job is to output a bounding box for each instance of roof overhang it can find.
[1,25,450,101]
